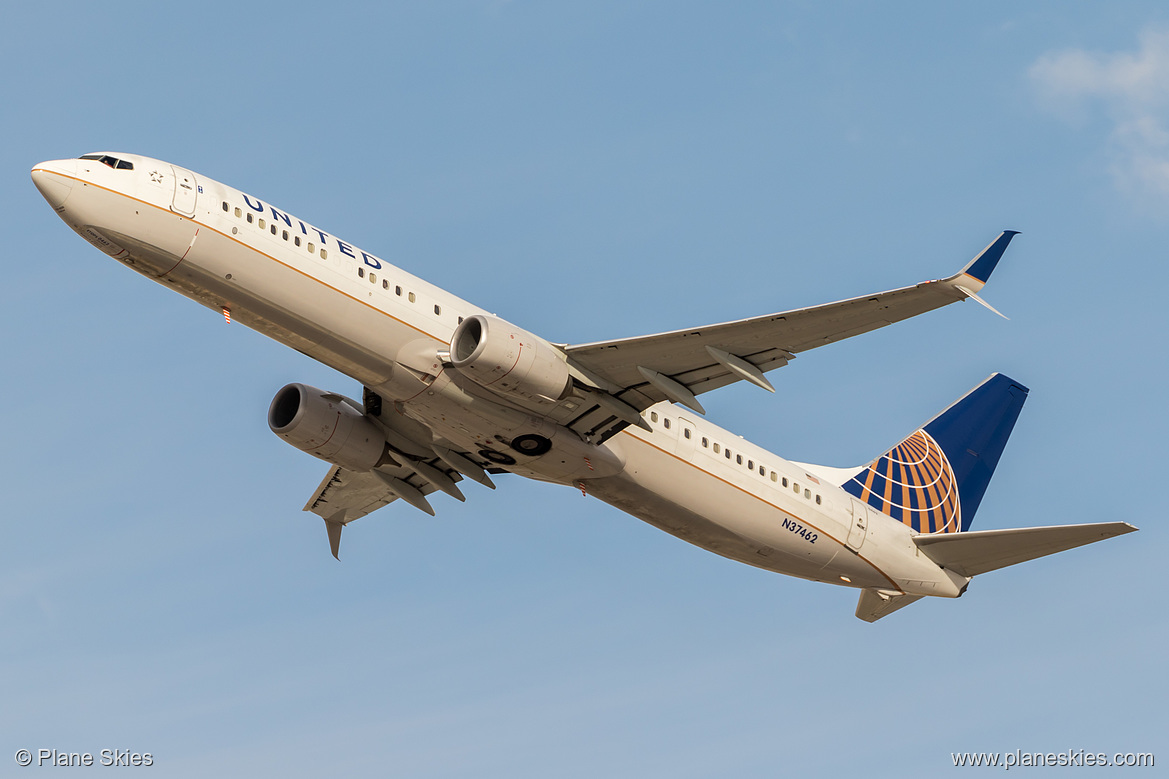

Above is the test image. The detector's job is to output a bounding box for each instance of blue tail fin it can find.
[841,374,1028,533]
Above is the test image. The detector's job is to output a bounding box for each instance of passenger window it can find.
[783,477,789,487]
[307,242,315,252]
[736,454,743,465]
[408,292,416,303]
[663,418,671,429]
[725,449,732,459]
[358,268,364,278]
[234,207,242,217]
[259,218,266,229]
[805,489,811,499]
[395,286,402,296]
[770,471,777,482]
[794,482,800,493]
[434,304,441,315]
[815,495,822,505]
[321,249,328,259]
[246,213,254,224]
[747,459,754,470]
[382,279,389,290]
[759,466,766,476]
[370,273,377,283]
[650,412,658,423]
[713,443,720,454]
[683,429,691,439]
[270,225,277,235]
[294,236,301,247]
[222,202,229,212]
[282,230,289,240]
[701,437,708,447]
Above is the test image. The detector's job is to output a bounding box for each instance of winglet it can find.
[954,285,1009,319]
[324,514,345,560]
[959,230,1019,285]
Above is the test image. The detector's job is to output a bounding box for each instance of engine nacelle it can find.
[268,383,388,471]
[449,314,571,402]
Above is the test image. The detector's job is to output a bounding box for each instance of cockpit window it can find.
[79,154,133,171]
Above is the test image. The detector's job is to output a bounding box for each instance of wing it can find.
[303,456,471,559]
[563,232,1018,429]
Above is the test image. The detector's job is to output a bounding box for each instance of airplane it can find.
[31,152,1136,621]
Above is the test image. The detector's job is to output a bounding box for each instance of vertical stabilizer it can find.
[842,374,1028,533]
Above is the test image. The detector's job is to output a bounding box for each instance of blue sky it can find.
[3,2,1166,776]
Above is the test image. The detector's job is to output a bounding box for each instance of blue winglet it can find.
[961,231,1019,284]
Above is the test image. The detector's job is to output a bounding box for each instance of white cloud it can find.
[1031,28,1169,201]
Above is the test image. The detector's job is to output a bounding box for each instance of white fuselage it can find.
[32,153,966,598]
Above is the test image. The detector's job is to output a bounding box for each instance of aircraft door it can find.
[847,498,869,551]
[170,165,198,216]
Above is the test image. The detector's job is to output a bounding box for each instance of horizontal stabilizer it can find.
[913,522,1137,577]
[856,589,924,622]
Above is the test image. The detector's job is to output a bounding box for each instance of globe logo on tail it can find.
[844,429,961,534]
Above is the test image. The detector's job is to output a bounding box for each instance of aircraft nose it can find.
[31,159,78,210]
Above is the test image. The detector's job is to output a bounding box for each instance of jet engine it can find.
[268,383,389,471]
[449,314,571,402]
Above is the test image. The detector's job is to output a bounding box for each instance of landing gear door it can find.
[847,498,869,552]
[170,165,198,216]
